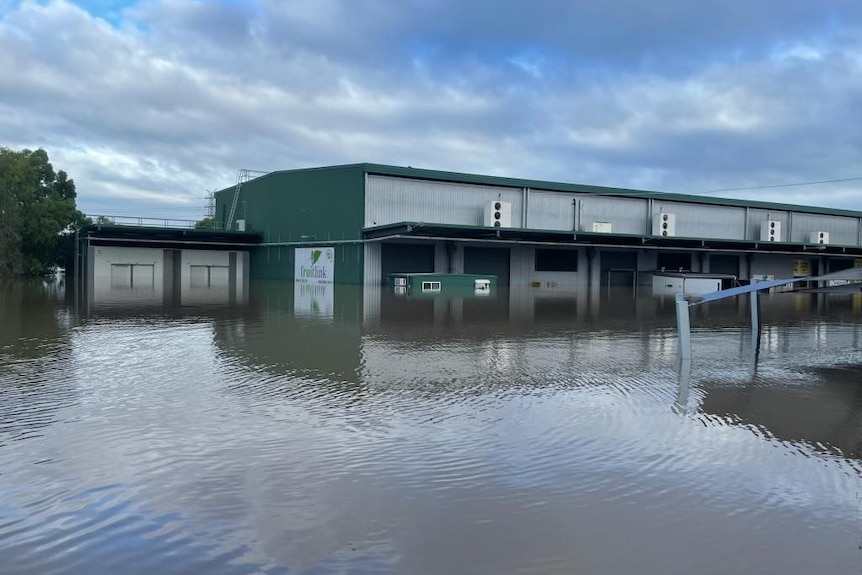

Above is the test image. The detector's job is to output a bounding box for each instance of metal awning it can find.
[363,221,862,256]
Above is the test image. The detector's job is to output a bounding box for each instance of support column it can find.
[452,244,464,274]
[86,243,95,307]
[750,291,761,356]
[363,243,382,285]
[577,248,590,292]
[674,359,692,414]
[589,248,601,297]
[173,249,182,305]
[240,251,249,304]
[434,242,448,273]
[229,251,237,304]
[676,294,692,361]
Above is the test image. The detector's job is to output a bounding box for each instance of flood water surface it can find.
[1,280,860,574]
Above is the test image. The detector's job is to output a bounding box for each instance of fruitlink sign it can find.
[295,247,335,284]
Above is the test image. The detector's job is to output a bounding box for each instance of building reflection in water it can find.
[59,274,862,463]
[209,281,862,463]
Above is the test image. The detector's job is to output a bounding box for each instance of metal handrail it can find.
[87,215,228,231]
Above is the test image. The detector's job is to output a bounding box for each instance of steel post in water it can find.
[675,294,692,361]
[674,359,692,414]
[750,291,761,355]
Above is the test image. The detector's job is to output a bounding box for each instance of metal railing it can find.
[88,215,228,231]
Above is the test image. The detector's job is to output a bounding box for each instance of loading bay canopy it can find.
[364,221,862,256]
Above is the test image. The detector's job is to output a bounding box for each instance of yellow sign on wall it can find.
[792,259,810,277]
[854,258,862,268]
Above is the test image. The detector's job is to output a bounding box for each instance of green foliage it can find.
[195,216,214,229]
[0,147,85,277]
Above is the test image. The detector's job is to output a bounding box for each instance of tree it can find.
[195,216,214,229]
[0,148,84,277]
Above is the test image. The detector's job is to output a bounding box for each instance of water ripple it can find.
[0,286,860,574]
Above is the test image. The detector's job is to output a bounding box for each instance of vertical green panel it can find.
[215,166,366,283]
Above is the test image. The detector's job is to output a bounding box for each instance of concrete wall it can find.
[90,245,165,306]
[750,253,812,279]
[88,246,247,306]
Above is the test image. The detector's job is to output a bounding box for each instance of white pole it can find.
[676,294,692,361]
[750,291,761,355]
[674,359,692,414]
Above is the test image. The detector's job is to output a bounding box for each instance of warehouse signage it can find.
[295,247,335,284]
[792,259,810,277]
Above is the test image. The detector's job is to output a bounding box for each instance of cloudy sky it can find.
[2,0,862,221]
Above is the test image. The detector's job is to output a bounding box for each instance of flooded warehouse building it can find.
[212,163,862,291]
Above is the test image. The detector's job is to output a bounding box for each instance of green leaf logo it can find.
[311,250,322,264]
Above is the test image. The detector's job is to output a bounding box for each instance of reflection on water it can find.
[0,279,860,575]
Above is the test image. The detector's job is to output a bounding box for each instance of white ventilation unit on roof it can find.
[760,220,782,242]
[484,200,512,228]
[810,231,829,245]
[652,212,677,237]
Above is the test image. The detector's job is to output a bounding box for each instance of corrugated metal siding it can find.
[578,195,646,235]
[747,209,790,242]
[366,175,524,228]
[526,191,576,230]
[653,201,745,239]
[434,242,448,273]
[751,253,808,278]
[364,174,862,248]
[789,214,858,245]
[363,243,381,285]
[509,245,533,288]
[362,163,862,219]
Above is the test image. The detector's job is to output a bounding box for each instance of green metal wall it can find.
[215,166,366,283]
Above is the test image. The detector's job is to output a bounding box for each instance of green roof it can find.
[235,163,862,219]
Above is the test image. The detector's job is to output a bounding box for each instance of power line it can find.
[700,176,862,195]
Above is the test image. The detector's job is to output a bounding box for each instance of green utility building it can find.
[214,164,862,291]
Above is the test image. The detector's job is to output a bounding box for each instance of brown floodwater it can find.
[0,279,860,574]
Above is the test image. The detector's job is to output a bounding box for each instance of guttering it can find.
[361,234,862,256]
[85,236,260,247]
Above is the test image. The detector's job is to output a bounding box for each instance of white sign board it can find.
[294,247,335,284]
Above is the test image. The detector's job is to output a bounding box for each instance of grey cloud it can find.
[1,0,861,219]
[243,0,862,72]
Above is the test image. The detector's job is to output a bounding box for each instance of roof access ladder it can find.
[225,169,252,231]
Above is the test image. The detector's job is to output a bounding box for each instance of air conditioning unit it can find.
[810,231,829,245]
[760,219,782,242]
[235,219,246,232]
[592,221,613,233]
[484,200,512,228]
[652,212,676,237]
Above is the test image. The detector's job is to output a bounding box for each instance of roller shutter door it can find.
[463,247,510,286]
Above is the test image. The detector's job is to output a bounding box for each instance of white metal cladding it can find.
[365,175,524,228]
[363,243,381,285]
[789,213,858,245]
[577,195,646,235]
[747,209,790,241]
[509,245,533,287]
[526,190,577,230]
[653,201,746,239]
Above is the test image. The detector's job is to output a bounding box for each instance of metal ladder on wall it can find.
[225,169,251,231]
